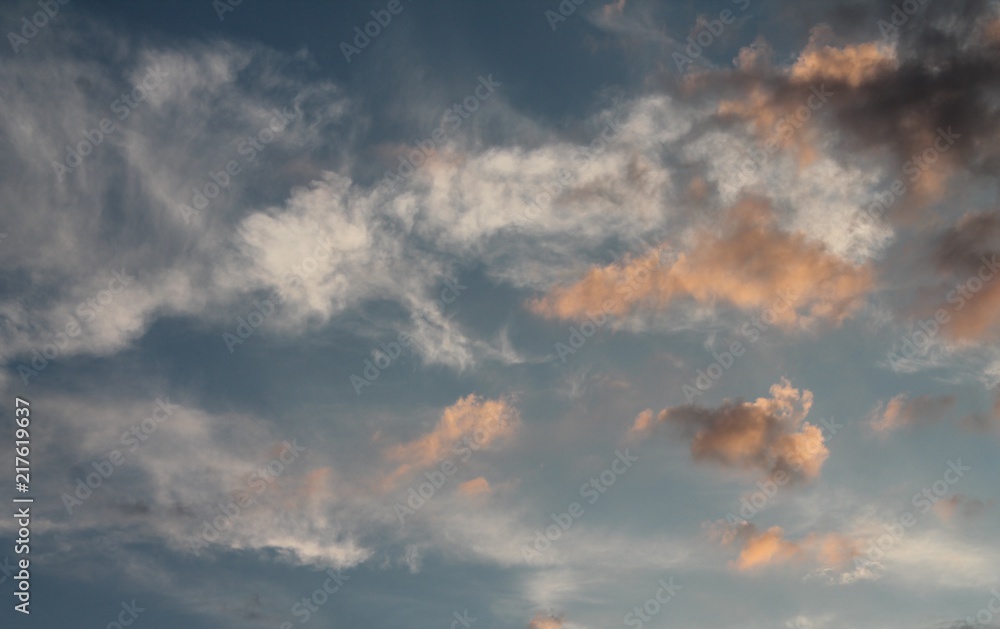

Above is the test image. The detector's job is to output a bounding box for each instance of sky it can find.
[1,0,1000,627]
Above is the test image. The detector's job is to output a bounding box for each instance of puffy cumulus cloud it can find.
[868,393,956,434]
[636,379,829,483]
[932,494,987,522]
[382,394,519,489]
[528,612,564,629]
[529,199,873,329]
[714,522,861,572]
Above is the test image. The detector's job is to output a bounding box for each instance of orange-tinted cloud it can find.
[528,613,564,629]
[932,494,986,522]
[925,213,1000,341]
[868,394,955,434]
[788,29,896,88]
[717,522,861,571]
[528,198,873,329]
[382,394,519,489]
[458,476,491,496]
[717,84,824,167]
[637,379,829,483]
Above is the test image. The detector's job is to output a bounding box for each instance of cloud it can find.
[715,522,861,572]
[458,477,491,496]
[528,199,873,328]
[932,494,986,522]
[635,379,828,483]
[528,613,564,629]
[868,393,956,433]
[788,30,897,88]
[382,394,519,488]
[923,213,1000,343]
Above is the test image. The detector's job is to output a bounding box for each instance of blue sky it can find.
[1,0,1000,628]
